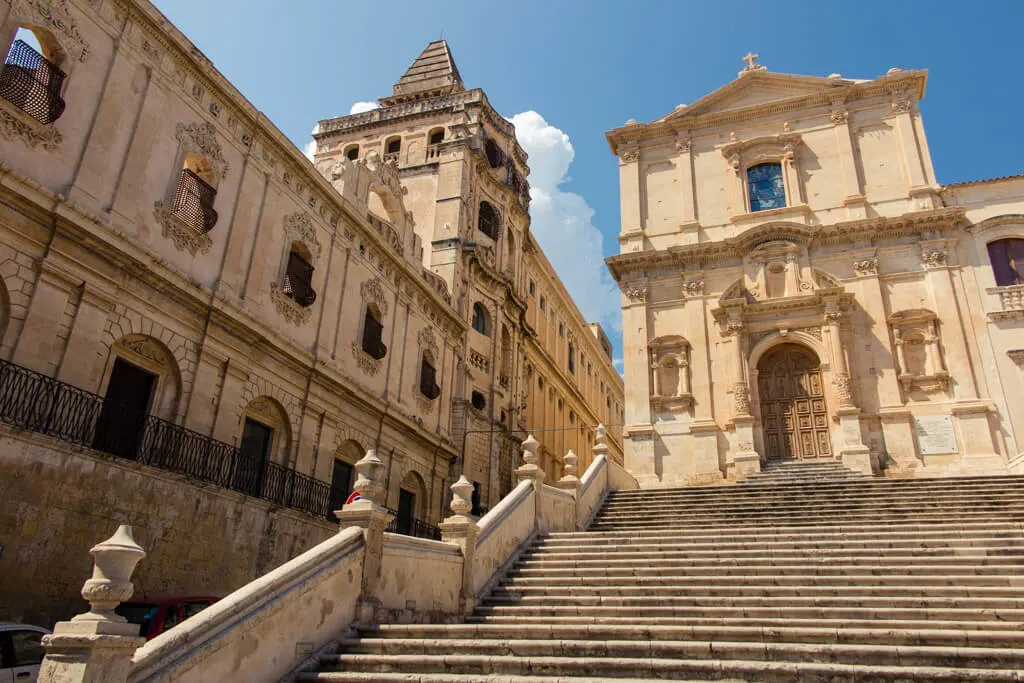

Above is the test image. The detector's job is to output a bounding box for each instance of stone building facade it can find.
[0,2,619,622]
[312,42,623,509]
[606,55,1024,487]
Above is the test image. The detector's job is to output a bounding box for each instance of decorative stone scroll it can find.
[0,109,62,150]
[921,249,948,269]
[175,122,228,179]
[360,278,389,317]
[623,281,647,303]
[153,201,213,256]
[351,342,383,376]
[282,212,321,260]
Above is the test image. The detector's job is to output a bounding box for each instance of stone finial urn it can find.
[74,525,146,623]
[449,475,474,517]
[595,423,607,446]
[521,434,540,466]
[562,450,578,479]
[351,448,386,506]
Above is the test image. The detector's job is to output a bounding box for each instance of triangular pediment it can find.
[660,72,861,122]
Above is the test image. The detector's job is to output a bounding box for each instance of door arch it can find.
[756,343,832,461]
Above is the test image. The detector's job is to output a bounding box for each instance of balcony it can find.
[987,284,1024,321]
[281,271,316,307]
[0,358,448,541]
[172,169,218,234]
[0,39,65,125]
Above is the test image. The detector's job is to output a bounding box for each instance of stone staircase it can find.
[299,461,1024,681]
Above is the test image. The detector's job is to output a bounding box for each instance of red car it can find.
[114,597,218,640]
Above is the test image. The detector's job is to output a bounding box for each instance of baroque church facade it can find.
[607,55,1024,487]
[0,0,620,625]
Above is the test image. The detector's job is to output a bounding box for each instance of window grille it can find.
[0,39,65,125]
[419,360,440,399]
[362,309,387,359]
[281,251,316,307]
[478,201,500,240]
[172,168,218,234]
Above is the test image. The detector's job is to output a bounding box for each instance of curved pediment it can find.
[649,334,689,349]
[727,221,814,255]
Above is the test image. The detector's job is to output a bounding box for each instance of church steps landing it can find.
[300,469,1024,681]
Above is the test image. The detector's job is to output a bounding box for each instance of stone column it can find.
[439,476,479,614]
[784,252,800,298]
[650,350,661,397]
[335,448,395,627]
[675,134,699,243]
[830,107,868,219]
[825,303,874,474]
[38,526,147,683]
[726,318,760,480]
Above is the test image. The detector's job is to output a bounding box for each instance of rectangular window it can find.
[988,239,1024,286]
[283,251,315,306]
[172,169,218,233]
[420,359,440,398]
[362,309,387,359]
[528,280,536,296]
[568,344,575,374]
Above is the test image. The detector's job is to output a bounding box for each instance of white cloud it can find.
[302,123,319,162]
[510,111,620,333]
[349,101,381,115]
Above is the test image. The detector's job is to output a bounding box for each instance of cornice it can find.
[605,207,966,281]
[605,70,928,154]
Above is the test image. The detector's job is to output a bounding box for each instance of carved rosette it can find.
[921,250,948,269]
[153,200,213,255]
[853,258,878,277]
[682,279,704,299]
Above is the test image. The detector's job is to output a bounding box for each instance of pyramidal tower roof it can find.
[382,40,465,105]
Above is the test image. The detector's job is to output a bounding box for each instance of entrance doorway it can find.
[235,418,273,496]
[757,344,832,461]
[396,488,416,535]
[93,358,156,459]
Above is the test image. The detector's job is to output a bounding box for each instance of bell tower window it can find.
[747,163,786,212]
[987,238,1024,287]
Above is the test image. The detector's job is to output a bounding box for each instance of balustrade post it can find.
[440,475,480,614]
[37,526,147,683]
[334,448,394,627]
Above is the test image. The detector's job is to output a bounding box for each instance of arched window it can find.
[478,201,500,240]
[172,153,218,234]
[384,137,401,155]
[1,27,66,125]
[345,145,359,160]
[471,390,486,411]
[420,352,440,399]
[428,128,445,145]
[747,163,786,212]
[281,242,316,307]
[471,302,491,336]
[485,139,505,169]
[987,238,1024,286]
[362,305,387,359]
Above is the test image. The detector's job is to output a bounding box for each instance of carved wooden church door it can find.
[757,344,832,461]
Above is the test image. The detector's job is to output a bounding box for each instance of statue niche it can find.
[649,335,693,414]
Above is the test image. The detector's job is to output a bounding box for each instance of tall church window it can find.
[987,238,1024,286]
[478,201,500,240]
[471,302,491,336]
[747,163,786,212]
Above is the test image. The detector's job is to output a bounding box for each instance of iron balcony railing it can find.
[172,168,218,234]
[0,39,65,125]
[0,357,331,519]
[385,508,442,541]
[281,272,316,307]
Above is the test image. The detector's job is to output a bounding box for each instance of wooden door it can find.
[757,344,832,461]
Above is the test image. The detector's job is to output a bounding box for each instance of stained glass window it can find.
[747,163,786,212]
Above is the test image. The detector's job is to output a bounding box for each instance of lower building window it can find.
[0,36,65,125]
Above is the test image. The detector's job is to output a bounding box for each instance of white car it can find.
[0,624,49,683]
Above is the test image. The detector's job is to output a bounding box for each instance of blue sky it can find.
[154,1,1024,370]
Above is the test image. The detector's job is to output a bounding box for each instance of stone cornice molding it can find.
[605,208,966,281]
[605,70,928,154]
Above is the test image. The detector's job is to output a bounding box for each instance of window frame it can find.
[746,162,787,213]
[987,238,1024,287]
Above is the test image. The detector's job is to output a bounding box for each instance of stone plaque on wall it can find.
[914,414,958,455]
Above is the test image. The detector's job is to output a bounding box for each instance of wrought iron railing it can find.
[282,272,316,307]
[0,39,65,125]
[172,169,218,234]
[0,358,332,520]
[386,508,442,541]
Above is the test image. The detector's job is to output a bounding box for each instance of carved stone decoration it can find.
[891,99,911,114]
[1008,349,1024,366]
[116,335,167,366]
[649,335,694,414]
[417,326,439,357]
[351,342,383,376]
[362,150,407,200]
[623,282,647,303]
[674,137,692,154]
[6,0,90,62]
[830,110,849,125]
[889,309,950,396]
[619,146,639,164]
[834,373,855,408]
[270,282,313,325]
[921,249,948,269]
[175,122,228,179]
[75,525,145,623]
[153,200,213,255]
[682,279,704,299]
[360,278,389,317]
[0,109,62,150]
[282,212,321,260]
[853,258,879,276]
[733,382,751,416]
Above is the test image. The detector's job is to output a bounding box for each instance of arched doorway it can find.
[757,343,832,461]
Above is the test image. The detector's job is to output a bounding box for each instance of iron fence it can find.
[0,358,332,520]
[0,39,65,125]
[385,508,442,541]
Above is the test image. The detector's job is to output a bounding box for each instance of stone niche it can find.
[888,309,950,397]
[648,335,693,413]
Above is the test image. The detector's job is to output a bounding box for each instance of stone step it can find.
[511,559,1024,577]
[472,604,1024,621]
[364,622,1024,647]
[526,537,1024,555]
[305,653,1022,681]
[493,581,1024,596]
[587,512,1024,529]
[594,500,1024,516]
[501,573,1024,589]
[299,675,709,683]
[598,492,1024,511]
[481,594,1024,610]
[465,614,1024,632]
[605,475,1024,498]
[486,585,1024,602]
[330,637,1024,670]
[550,520,1024,540]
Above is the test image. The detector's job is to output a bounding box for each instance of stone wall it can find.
[0,428,336,627]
